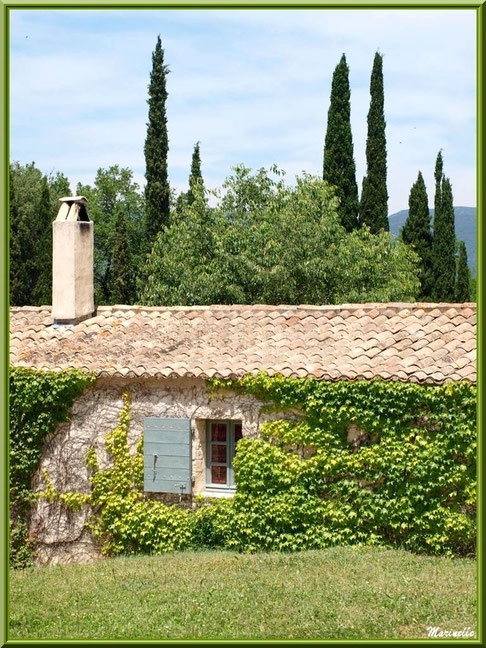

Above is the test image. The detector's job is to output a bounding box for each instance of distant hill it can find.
[389,207,476,276]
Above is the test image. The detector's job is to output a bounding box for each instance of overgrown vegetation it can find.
[9,368,95,567]
[39,376,476,558]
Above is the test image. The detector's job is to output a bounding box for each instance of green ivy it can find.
[204,375,476,555]
[9,367,95,567]
[38,376,476,559]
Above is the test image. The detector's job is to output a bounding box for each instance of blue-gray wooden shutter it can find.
[143,418,192,494]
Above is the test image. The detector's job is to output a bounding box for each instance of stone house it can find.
[9,198,477,564]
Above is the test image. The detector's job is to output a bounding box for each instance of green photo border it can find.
[0,0,483,644]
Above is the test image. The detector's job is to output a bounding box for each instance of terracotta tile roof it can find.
[9,303,476,384]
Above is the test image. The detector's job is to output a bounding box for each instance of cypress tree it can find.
[108,208,135,304]
[433,150,443,220]
[323,54,359,231]
[187,141,204,205]
[455,241,471,302]
[9,165,35,306]
[31,176,53,305]
[144,35,170,248]
[360,52,389,233]
[432,175,456,301]
[401,171,432,300]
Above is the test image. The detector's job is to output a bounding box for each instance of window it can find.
[206,420,243,490]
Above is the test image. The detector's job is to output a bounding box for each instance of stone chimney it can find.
[52,196,94,325]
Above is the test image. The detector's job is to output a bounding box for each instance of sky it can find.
[10,8,477,214]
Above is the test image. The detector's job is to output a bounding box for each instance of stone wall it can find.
[30,376,269,565]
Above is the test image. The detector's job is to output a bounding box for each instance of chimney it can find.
[52,196,94,325]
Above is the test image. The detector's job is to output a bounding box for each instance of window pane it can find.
[211,466,227,484]
[211,423,227,442]
[211,444,227,463]
[234,423,243,444]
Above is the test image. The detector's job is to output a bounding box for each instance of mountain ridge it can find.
[388,206,476,276]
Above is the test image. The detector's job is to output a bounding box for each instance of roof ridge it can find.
[9,302,477,315]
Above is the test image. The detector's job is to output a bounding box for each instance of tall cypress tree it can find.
[432,175,456,301]
[323,54,359,231]
[433,150,443,221]
[144,35,170,248]
[401,171,432,300]
[31,176,53,305]
[9,164,36,306]
[455,241,471,302]
[187,141,204,205]
[360,52,388,233]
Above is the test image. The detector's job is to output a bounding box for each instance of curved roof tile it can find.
[9,302,476,384]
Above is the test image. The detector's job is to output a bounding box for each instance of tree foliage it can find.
[9,162,70,306]
[144,35,170,247]
[108,208,136,304]
[401,171,433,300]
[360,52,389,233]
[432,169,456,302]
[30,177,52,305]
[434,150,443,222]
[455,241,471,302]
[77,165,144,305]
[176,141,206,213]
[139,166,420,306]
[323,54,359,232]
[188,141,204,205]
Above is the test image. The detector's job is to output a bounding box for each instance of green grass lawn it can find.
[9,546,476,641]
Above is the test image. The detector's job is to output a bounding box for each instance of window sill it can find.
[202,488,236,498]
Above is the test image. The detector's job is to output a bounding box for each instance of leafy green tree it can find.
[401,171,433,299]
[432,175,456,301]
[323,54,359,231]
[77,166,144,305]
[144,35,170,248]
[360,52,389,233]
[455,241,471,302]
[139,166,419,306]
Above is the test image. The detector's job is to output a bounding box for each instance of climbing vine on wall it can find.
[204,375,477,555]
[39,392,196,556]
[38,375,476,558]
[9,367,95,567]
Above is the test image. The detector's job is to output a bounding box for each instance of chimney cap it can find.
[55,196,90,222]
[58,196,88,204]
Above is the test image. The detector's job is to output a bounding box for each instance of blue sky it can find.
[10,8,476,213]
